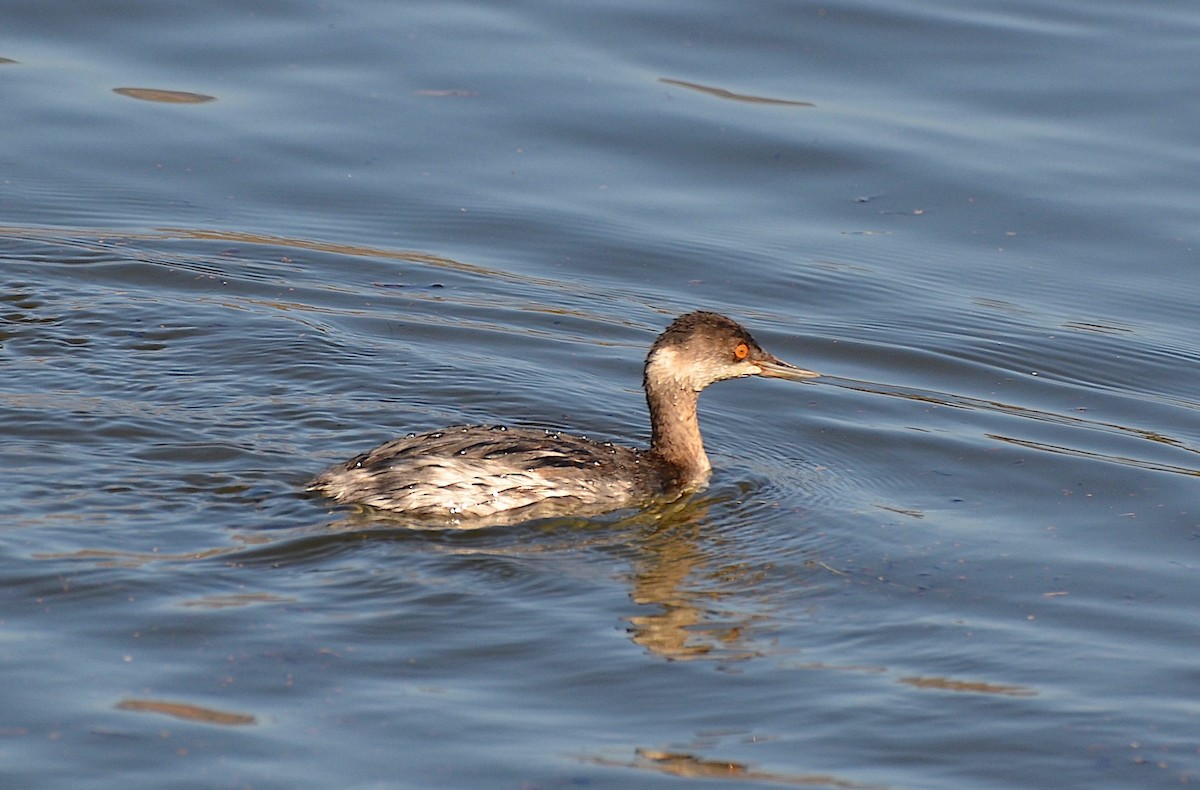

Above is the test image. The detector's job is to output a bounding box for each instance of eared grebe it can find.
[309,311,819,524]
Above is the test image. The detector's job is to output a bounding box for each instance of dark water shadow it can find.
[581,746,892,788]
[659,77,815,107]
[112,87,216,104]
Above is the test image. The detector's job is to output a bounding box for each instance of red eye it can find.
[734,343,749,360]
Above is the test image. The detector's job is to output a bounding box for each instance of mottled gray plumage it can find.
[309,311,818,525]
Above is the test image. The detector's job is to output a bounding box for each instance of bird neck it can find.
[644,358,711,486]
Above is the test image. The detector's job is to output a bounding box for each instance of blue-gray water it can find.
[2,2,1198,788]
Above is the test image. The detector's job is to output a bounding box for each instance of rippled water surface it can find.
[2,1,1198,788]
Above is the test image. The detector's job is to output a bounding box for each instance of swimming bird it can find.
[309,311,818,524]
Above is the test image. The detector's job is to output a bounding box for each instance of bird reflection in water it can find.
[622,496,780,662]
